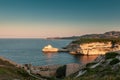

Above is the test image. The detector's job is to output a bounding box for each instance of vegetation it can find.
[64,65,120,80]
[86,62,97,67]
[51,31,120,40]
[105,52,119,59]
[0,58,39,80]
[64,51,120,80]
[56,65,66,78]
[71,38,120,44]
[109,58,120,65]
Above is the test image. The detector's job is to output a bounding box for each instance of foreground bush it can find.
[109,58,120,65]
[56,65,66,78]
[105,52,118,59]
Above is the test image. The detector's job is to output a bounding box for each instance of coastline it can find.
[0,50,120,79]
[0,56,22,67]
[0,54,97,78]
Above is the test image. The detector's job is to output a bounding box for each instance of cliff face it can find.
[67,42,120,55]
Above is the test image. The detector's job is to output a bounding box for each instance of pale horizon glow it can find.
[0,0,120,38]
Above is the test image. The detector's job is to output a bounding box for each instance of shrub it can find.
[17,68,30,77]
[49,77,56,80]
[109,58,120,65]
[105,52,118,59]
[56,65,66,78]
[71,38,120,44]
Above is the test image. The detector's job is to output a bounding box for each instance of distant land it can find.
[47,31,120,39]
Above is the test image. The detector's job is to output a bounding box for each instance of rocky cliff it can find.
[67,38,120,55]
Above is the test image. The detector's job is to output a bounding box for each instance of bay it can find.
[0,39,97,66]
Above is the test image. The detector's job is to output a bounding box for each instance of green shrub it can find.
[71,38,120,44]
[49,77,57,80]
[17,68,30,77]
[109,58,120,65]
[56,65,66,78]
[0,68,8,74]
[105,52,118,59]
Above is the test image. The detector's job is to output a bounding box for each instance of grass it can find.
[0,66,37,80]
[0,58,39,80]
[64,65,120,80]
[64,58,120,80]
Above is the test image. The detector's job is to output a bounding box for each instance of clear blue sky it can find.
[0,0,120,38]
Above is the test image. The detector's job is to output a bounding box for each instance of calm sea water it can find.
[0,39,97,66]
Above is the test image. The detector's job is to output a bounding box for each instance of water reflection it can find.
[73,55,98,64]
[43,53,57,59]
[43,52,98,65]
[43,53,57,65]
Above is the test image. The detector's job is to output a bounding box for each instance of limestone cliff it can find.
[67,38,120,55]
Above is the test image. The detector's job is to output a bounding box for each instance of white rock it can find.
[76,70,87,78]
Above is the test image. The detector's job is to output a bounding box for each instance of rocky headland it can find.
[66,38,120,55]
[47,31,120,55]
[1,31,120,80]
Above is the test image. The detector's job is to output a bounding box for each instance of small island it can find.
[42,45,59,52]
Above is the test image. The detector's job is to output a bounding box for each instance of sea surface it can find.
[0,39,97,66]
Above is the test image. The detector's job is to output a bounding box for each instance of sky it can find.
[0,0,120,38]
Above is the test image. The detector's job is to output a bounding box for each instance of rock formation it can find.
[42,45,58,52]
[64,51,120,80]
[67,39,120,55]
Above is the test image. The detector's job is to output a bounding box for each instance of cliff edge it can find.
[67,38,120,55]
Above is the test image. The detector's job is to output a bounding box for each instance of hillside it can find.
[0,57,40,80]
[64,51,120,80]
[80,31,120,39]
[47,31,120,39]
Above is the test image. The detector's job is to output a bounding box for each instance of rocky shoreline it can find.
[65,51,120,80]
[0,56,91,79]
[0,50,120,80]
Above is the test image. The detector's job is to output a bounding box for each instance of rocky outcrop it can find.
[25,64,61,77]
[67,41,120,55]
[42,45,58,53]
[64,52,120,80]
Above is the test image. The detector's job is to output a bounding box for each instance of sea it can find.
[0,39,97,66]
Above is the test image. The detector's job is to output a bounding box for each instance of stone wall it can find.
[66,63,85,77]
